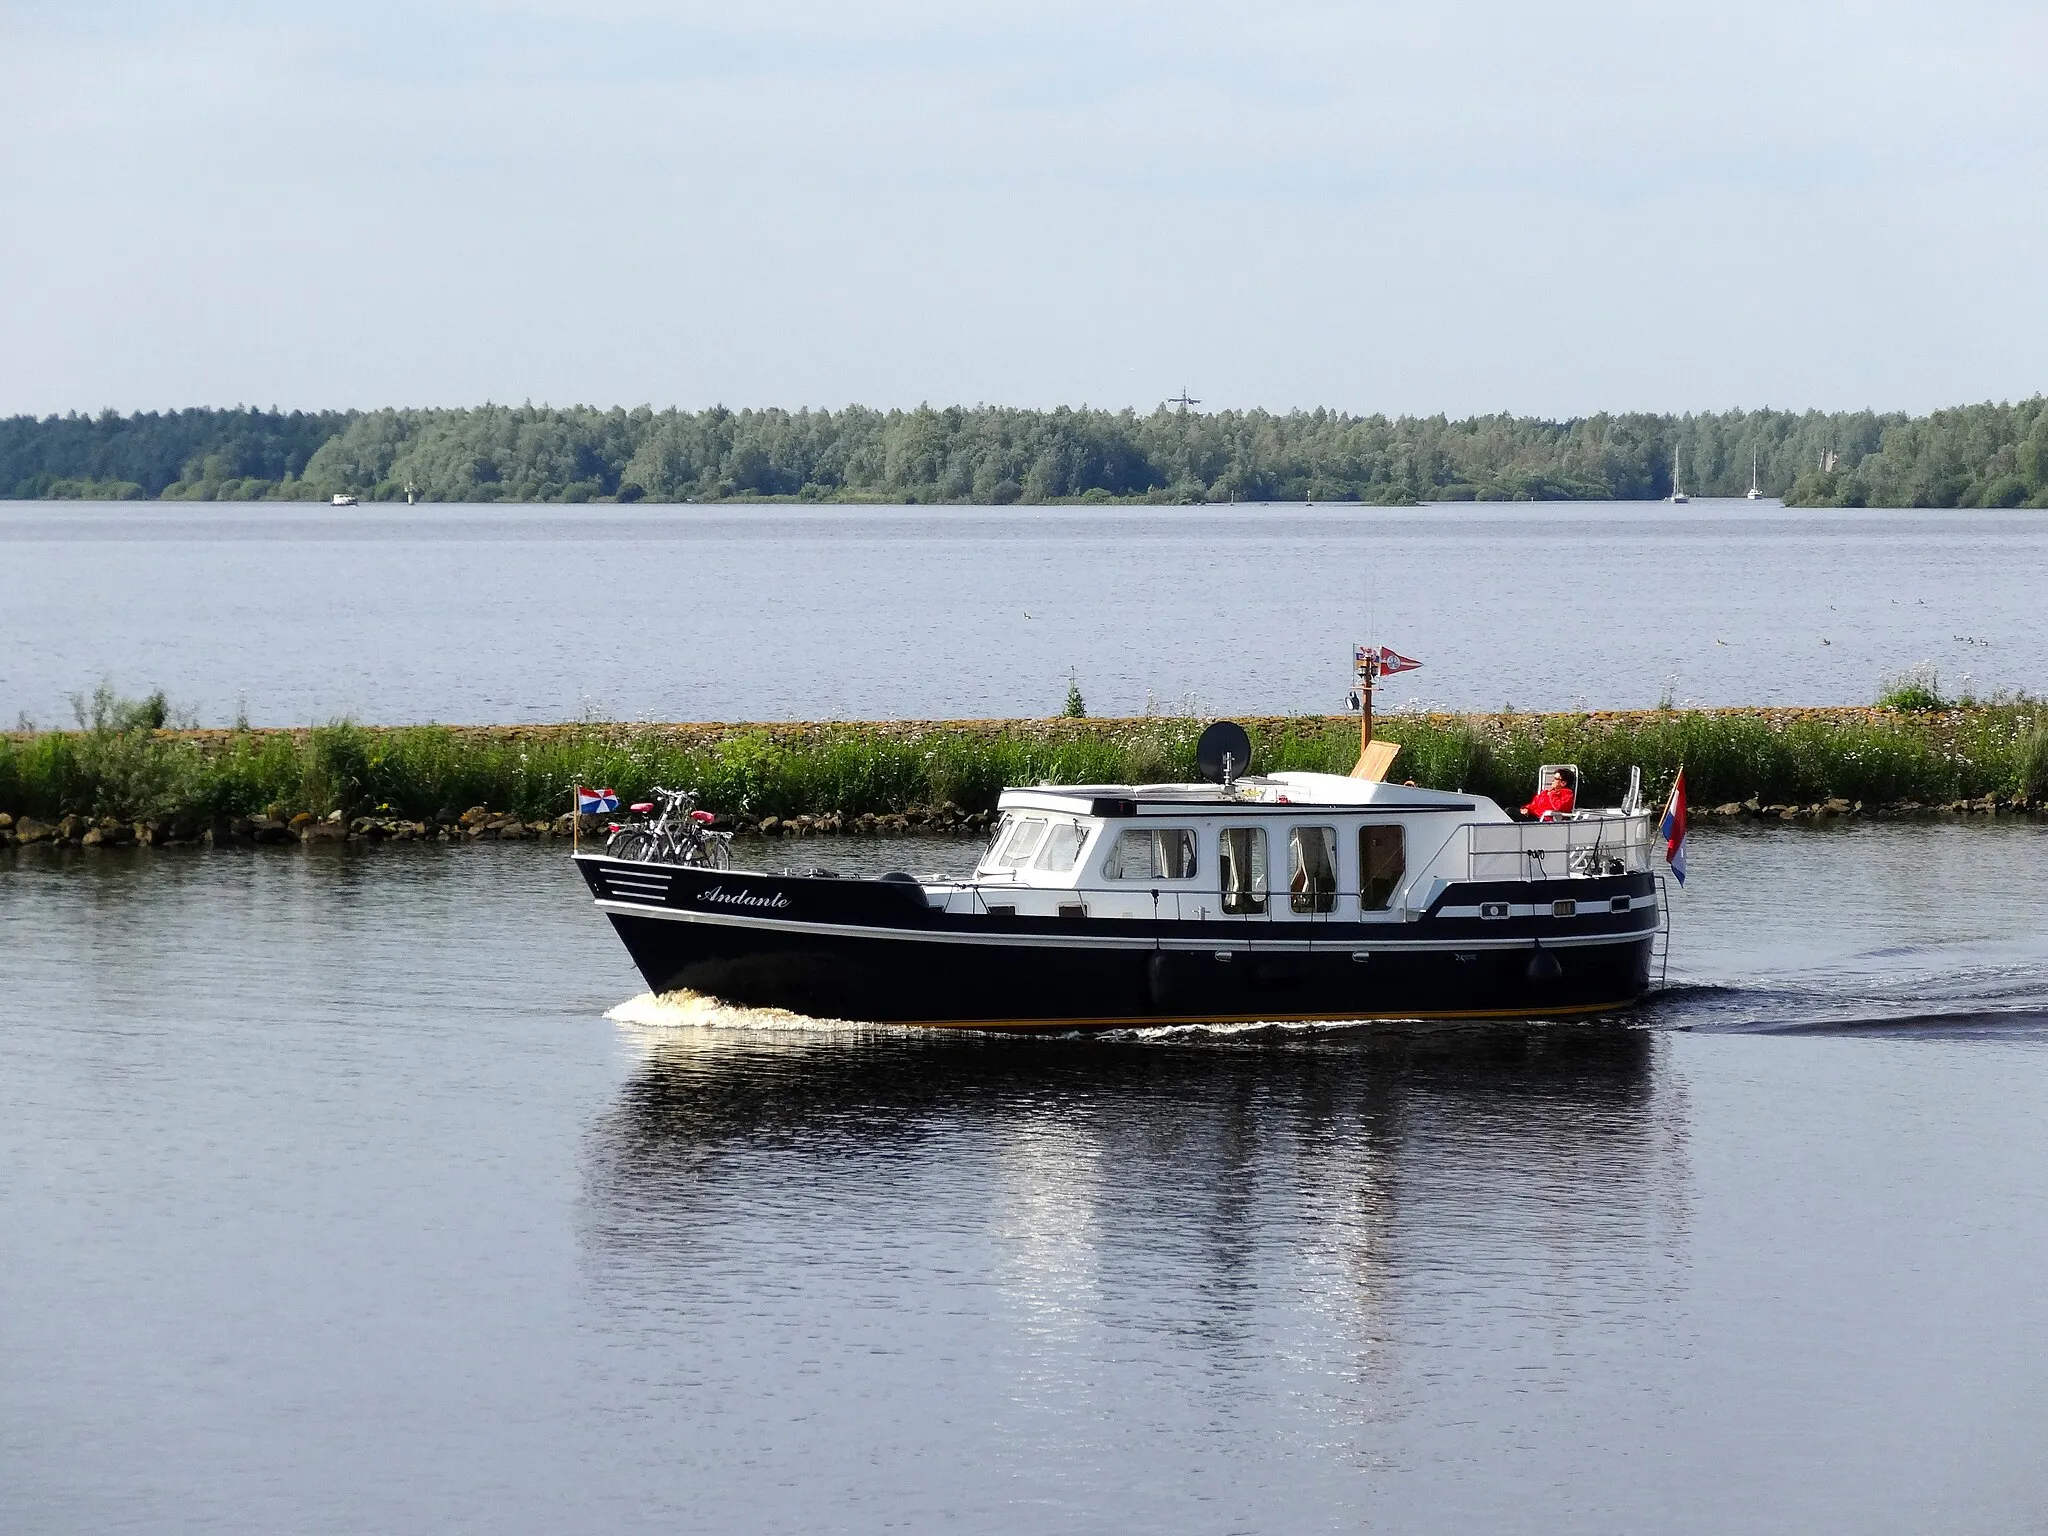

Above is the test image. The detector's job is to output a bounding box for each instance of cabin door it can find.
[1281,825,1340,950]
[1357,823,1408,922]
[1215,825,1270,950]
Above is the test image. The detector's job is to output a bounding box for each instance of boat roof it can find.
[999,771,1491,816]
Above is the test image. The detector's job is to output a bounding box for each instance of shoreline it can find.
[3,704,2044,851]
[1,794,2040,856]
[11,398,2048,509]
[7,702,2030,754]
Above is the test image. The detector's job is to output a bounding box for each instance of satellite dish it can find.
[1195,721,1253,785]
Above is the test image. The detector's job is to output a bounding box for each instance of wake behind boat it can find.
[574,651,1681,1029]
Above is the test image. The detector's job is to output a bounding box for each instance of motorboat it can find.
[576,662,1670,1029]
[331,492,359,507]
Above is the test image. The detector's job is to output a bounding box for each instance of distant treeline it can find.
[6,398,2047,508]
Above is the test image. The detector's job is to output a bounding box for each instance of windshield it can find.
[985,815,1049,870]
[1035,819,1088,872]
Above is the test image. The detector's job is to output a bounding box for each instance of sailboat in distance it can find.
[1669,450,1689,504]
[1746,449,1763,500]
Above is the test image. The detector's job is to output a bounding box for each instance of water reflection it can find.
[580,1022,1690,1388]
[16,833,2048,1530]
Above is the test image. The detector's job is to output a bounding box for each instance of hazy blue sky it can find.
[3,1,2043,417]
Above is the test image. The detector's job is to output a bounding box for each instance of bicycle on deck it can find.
[604,786,731,868]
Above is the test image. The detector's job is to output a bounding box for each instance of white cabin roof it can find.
[997,772,1508,820]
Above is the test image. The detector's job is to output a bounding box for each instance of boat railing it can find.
[1463,811,1655,882]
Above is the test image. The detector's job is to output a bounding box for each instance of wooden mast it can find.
[1351,646,1400,781]
[1360,652,1374,755]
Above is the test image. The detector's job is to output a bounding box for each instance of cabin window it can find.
[1289,827,1338,913]
[1360,824,1405,910]
[1218,826,1267,914]
[1035,819,1089,872]
[990,815,1049,869]
[1104,827,1197,880]
[982,813,1015,865]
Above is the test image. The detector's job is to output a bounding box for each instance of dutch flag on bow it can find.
[577,786,619,815]
[1660,769,1688,885]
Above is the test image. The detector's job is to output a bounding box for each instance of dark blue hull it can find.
[578,855,1661,1029]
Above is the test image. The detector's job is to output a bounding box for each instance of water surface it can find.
[5,824,2048,1531]
[2,500,2038,725]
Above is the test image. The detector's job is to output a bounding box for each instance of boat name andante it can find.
[696,885,794,910]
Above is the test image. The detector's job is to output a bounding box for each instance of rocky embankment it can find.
[2,791,2036,855]
[1695,792,2039,821]
[0,802,994,851]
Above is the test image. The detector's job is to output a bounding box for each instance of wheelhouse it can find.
[933,771,1656,924]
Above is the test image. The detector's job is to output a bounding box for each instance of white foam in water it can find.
[1095,1017,1389,1042]
[605,989,867,1033]
[606,992,1421,1040]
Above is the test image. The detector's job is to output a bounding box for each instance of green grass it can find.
[1244,708,2043,808]
[3,701,2045,828]
[1875,662,1949,713]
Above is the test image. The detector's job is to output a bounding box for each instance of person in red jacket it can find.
[1522,766,1577,820]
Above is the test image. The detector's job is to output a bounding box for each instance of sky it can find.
[2,0,2045,419]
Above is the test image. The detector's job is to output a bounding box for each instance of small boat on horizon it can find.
[330,492,359,507]
[1669,451,1689,504]
[1746,450,1763,500]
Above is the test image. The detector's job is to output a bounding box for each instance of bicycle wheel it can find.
[668,829,727,868]
[607,829,652,862]
[701,833,732,870]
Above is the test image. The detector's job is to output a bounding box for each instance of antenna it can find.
[1167,390,1200,409]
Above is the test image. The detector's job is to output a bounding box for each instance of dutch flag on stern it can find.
[577,786,619,815]
[1660,769,1688,885]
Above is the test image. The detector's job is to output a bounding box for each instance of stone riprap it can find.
[0,802,995,851]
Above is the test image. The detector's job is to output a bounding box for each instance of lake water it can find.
[2,500,2042,727]
[7,822,2048,1532]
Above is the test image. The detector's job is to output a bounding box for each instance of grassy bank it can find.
[4,701,2047,835]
